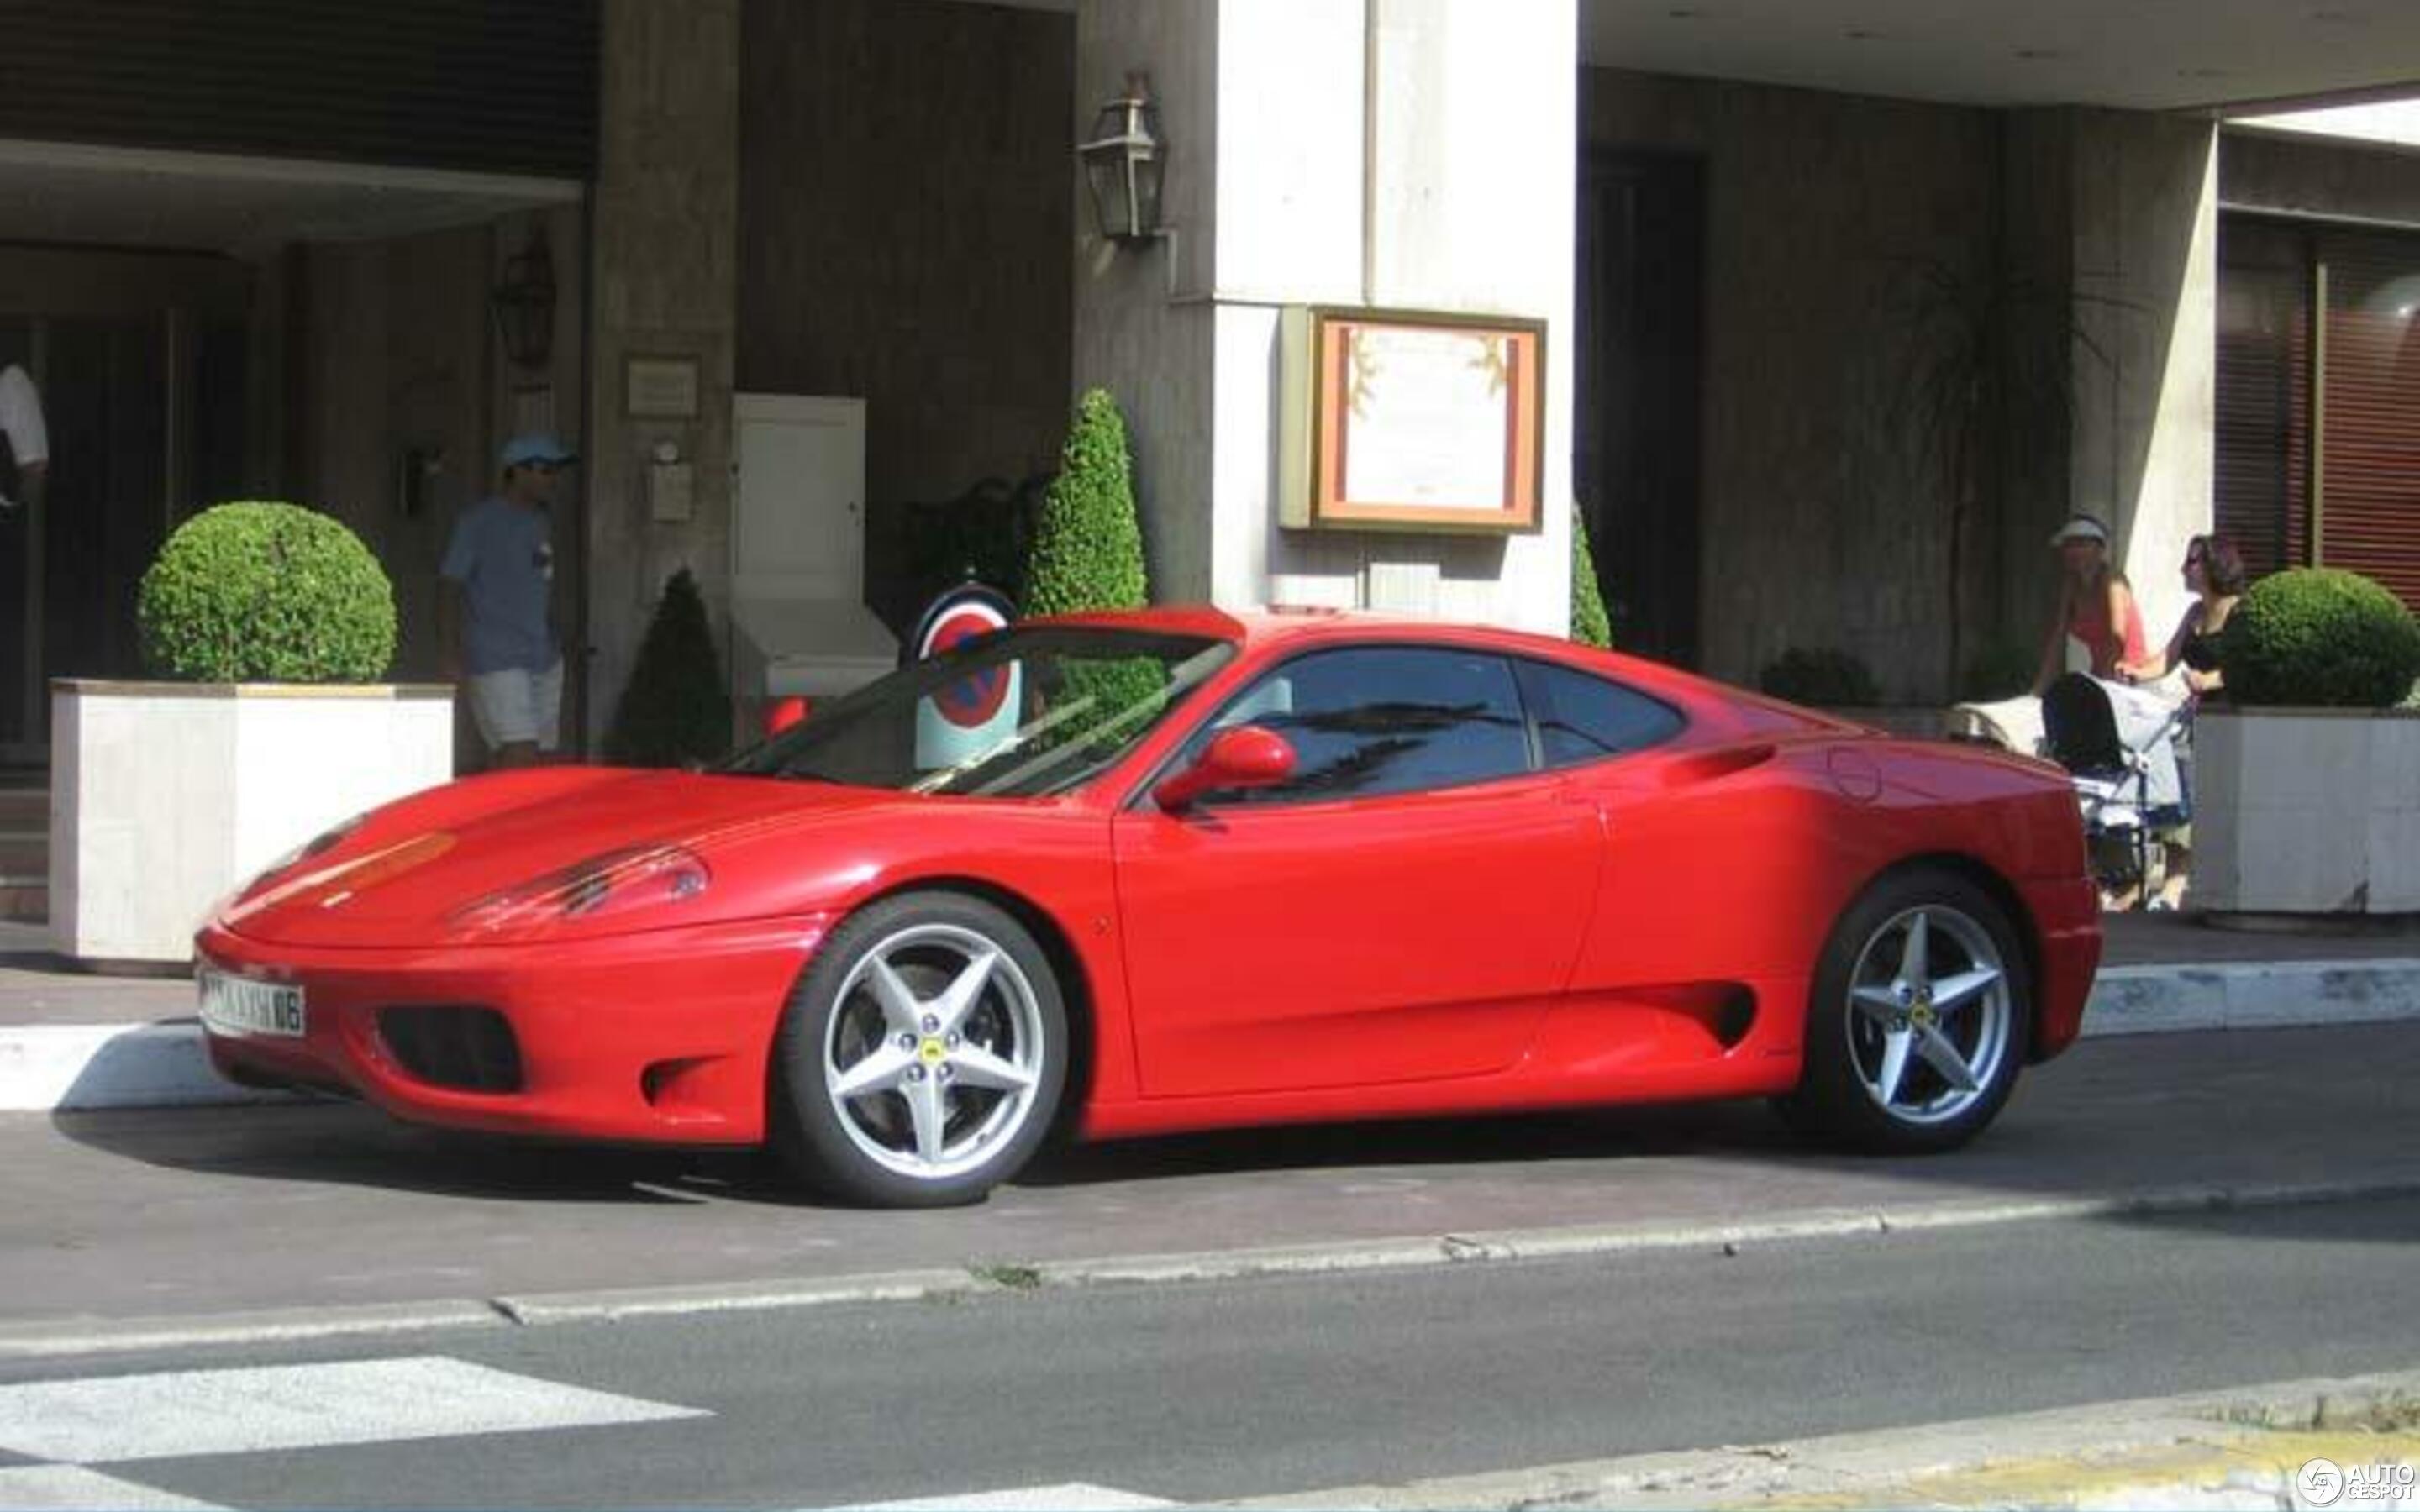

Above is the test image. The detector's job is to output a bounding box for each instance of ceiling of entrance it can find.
[1002,1,2419,113]
[1579,0,2420,112]
[0,140,580,255]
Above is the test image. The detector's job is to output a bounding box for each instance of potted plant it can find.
[50,502,454,965]
[1571,503,1612,650]
[2191,567,2420,919]
[1758,647,1882,709]
[1022,388,1150,619]
[606,567,733,767]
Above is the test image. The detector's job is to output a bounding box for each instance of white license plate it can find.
[197,971,307,1037]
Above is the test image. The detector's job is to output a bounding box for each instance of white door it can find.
[733,395,865,603]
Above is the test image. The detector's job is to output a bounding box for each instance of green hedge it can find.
[1959,638,2037,702]
[1759,647,1881,707]
[2221,567,2420,709]
[137,502,396,683]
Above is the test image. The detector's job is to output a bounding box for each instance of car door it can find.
[1110,644,1606,1098]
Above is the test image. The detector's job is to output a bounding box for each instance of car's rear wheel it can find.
[771,891,1066,1207]
[1778,868,2031,1153]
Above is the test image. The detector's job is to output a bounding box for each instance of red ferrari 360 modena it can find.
[197,607,2101,1207]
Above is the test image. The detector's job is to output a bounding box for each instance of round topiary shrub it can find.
[2220,567,2420,709]
[138,502,397,683]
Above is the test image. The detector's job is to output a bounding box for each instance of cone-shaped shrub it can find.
[1023,388,1149,617]
[138,501,396,683]
[1020,389,1162,731]
[606,568,733,767]
[1571,503,1612,648]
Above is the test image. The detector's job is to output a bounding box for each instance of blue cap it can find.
[500,433,577,470]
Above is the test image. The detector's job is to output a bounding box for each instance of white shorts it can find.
[466,660,563,751]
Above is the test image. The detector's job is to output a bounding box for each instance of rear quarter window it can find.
[1514,659,1685,767]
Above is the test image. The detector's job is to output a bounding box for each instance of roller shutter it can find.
[2217,214,2420,612]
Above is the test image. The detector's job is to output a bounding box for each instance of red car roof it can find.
[1033,601,1676,679]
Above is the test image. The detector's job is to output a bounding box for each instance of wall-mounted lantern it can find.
[491,228,557,368]
[1080,73,1166,248]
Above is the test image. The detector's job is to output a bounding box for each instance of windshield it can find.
[719,625,1235,797]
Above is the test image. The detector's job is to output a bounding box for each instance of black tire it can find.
[770,891,1068,1207]
[1776,867,2032,1154]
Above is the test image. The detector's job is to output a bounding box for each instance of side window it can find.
[1513,659,1684,767]
[1201,647,1532,805]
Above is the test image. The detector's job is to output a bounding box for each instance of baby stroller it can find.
[2038,673,2191,908]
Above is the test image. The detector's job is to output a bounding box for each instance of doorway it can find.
[0,251,250,764]
[1577,149,1705,668]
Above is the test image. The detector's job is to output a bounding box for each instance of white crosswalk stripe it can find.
[0,1356,1179,1512]
[838,1487,1175,1511]
[0,1466,225,1510]
[0,1356,706,1464]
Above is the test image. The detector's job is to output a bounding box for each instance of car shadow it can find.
[1022,1097,1804,1187]
[48,1100,780,1206]
[44,1024,2420,1248]
[46,1089,1828,1212]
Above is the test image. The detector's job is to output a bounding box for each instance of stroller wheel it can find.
[1776,867,2033,1154]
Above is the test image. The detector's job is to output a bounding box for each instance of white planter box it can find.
[50,680,455,965]
[2192,706,2420,916]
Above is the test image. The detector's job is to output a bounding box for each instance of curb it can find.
[2088,958,2420,1037]
[3,956,2417,1114]
[4,1172,2417,1360]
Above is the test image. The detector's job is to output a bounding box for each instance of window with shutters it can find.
[2217,215,2420,612]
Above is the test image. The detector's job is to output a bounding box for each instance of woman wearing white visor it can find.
[2032,513,2146,696]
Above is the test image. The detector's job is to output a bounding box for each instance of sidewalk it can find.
[2,912,2417,1112]
[1230,1370,2420,1510]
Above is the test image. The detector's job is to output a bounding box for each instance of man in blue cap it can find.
[439,433,576,767]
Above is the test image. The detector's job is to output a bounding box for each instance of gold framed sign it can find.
[1279,306,1545,534]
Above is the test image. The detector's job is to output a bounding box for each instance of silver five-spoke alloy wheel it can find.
[1843,903,2011,1126]
[822,921,1049,1180]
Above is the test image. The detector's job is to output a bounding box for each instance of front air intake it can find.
[377,1005,523,1094]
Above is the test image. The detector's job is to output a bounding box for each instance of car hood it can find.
[218,770,893,948]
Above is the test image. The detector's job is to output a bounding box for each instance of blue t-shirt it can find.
[440,496,557,675]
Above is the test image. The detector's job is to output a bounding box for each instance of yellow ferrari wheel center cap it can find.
[1911,1004,1936,1030]
[918,1037,949,1066]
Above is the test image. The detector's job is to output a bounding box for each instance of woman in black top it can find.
[2119,534,2246,700]
[2115,534,2246,910]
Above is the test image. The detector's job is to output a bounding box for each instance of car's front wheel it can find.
[1779,868,2031,1153]
[771,891,1067,1207]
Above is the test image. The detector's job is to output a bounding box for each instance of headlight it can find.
[445,845,712,942]
[234,814,368,904]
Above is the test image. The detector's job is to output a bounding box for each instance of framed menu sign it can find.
[1279,306,1545,534]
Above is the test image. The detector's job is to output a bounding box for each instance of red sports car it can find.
[197,608,2101,1207]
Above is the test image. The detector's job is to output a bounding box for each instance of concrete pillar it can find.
[2000,109,2217,659]
[1073,0,1577,634]
[587,0,741,748]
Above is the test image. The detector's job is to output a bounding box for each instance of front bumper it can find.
[194,914,832,1145]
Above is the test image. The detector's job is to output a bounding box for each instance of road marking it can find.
[839,1488,1174,1510]
[0,1466,224,1509]
[0,1356,706,1463]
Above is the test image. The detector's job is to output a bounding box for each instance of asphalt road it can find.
[1,1194,2415,1509]
[3,1024,2418,1328]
